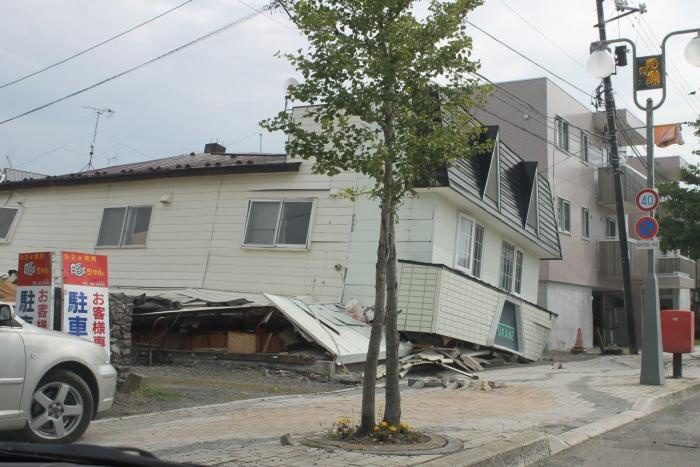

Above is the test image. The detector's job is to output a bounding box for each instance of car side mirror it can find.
[0,304,14,322]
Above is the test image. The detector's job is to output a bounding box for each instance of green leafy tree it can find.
[658,116,700,257]
[658,164,700,258]
[263,0,486,433]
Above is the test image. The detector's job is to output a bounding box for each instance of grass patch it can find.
[137,386,182,401]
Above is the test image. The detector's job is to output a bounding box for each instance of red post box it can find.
[661,310,695,378]
[661,310,695,353]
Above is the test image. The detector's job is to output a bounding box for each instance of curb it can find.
[418,378,700,466]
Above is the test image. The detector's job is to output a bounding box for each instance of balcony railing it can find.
[657,255,696,280]
[598,238,646,281]
[599,240,697,285]
[597,165,647,206]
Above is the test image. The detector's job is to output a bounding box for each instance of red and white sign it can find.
[16,252,53,329]
[61,252,110,355]
[635,216,659,240]
[636,188,659,212]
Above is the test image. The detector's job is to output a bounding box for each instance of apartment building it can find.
[474,77,695,350]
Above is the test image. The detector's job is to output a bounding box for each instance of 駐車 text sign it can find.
[61,252,110,355]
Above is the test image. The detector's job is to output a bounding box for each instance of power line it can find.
[465,20,593,99]
[497,0,587,71]
[629,17,700,115]
[0,0,195,90]
[639,16,699,108]
[0,2,275,127]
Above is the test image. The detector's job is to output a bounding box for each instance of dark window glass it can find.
[0,207,20,240]
[97,207,126,247]
[276,201,312,245]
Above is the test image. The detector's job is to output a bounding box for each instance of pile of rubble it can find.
[376,345,517,381]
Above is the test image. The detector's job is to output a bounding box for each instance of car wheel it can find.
[23,369,94,444]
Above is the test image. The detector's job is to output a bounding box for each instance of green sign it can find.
[496,323,516,342]
[635,55,664,91]
[494,301,519,351]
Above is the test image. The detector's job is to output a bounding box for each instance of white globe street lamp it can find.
[586,48,617,79]
[684,33,700,67]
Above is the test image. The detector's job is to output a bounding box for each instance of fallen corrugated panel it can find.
[111,287,270,308]
[265,294,411,365]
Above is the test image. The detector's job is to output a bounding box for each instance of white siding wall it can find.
[398,262,556,361]
[0,167,353,303]
[343,190,436,305]
[430,192,540,304]
[0,158,547,310]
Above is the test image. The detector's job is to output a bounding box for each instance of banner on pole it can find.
[61,252,110,355]
[16,252,53,329]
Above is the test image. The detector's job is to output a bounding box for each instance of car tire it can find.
[22,369,95,444]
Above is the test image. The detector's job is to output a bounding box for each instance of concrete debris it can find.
[280,433,294,446]
[119,373,147,394]
[333,374,362,385]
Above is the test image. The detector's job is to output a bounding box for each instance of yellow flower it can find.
[380,421,388,427]
[400,422,410,430]
[390,426,398,433]
[373,426,379,432]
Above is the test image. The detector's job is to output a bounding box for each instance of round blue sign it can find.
[635,216,659,240]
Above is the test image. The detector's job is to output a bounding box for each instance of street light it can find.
[587,48,617,79]
[587,26,700,386]
[685,33,700,67]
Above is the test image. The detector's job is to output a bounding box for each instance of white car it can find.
[0,303,117,443]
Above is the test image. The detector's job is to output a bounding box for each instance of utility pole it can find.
[595,0,638,353]
[82,106,114,171]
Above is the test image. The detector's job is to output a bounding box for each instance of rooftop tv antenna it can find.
[82,106,114,171]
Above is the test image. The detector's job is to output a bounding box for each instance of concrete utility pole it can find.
[595,0,638,354]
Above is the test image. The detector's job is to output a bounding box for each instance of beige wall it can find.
[0,167,354,303]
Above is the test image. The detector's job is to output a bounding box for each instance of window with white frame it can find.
[606,216,616,238]
[555,116,570,152]
[500,241,524,294]
[581,207,591,240]
[581,131,589,163]
[0,207,21,242]
[455,215,485,278]
[514,250,524,295]
[244,199,313,247]
[97,206,152,247]
[472,224,485,278]
[499,241,513,291]
[557,197,571,234]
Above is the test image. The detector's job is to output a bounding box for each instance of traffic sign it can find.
[636,188,659,211]
[635,216,659,240]
[637,238,660,249]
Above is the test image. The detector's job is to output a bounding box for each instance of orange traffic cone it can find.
[570,328,586,354]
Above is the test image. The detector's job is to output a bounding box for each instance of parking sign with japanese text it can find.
[16,252,53,329]
[61,252,110,355]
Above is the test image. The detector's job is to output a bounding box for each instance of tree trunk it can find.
[383,198,401,425]
[358,196,389,435]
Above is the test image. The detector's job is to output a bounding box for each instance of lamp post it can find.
[588,28,700,385]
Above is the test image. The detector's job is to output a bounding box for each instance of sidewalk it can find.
[84,353,700,466]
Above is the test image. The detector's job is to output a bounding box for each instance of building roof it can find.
[0,152,299,191]
[440,126,562,259]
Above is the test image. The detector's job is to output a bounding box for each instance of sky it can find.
[0,0,698,175]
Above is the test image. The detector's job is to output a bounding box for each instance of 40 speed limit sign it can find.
[636,188,659,211]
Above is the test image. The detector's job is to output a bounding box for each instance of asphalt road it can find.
[540,393,700,467]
